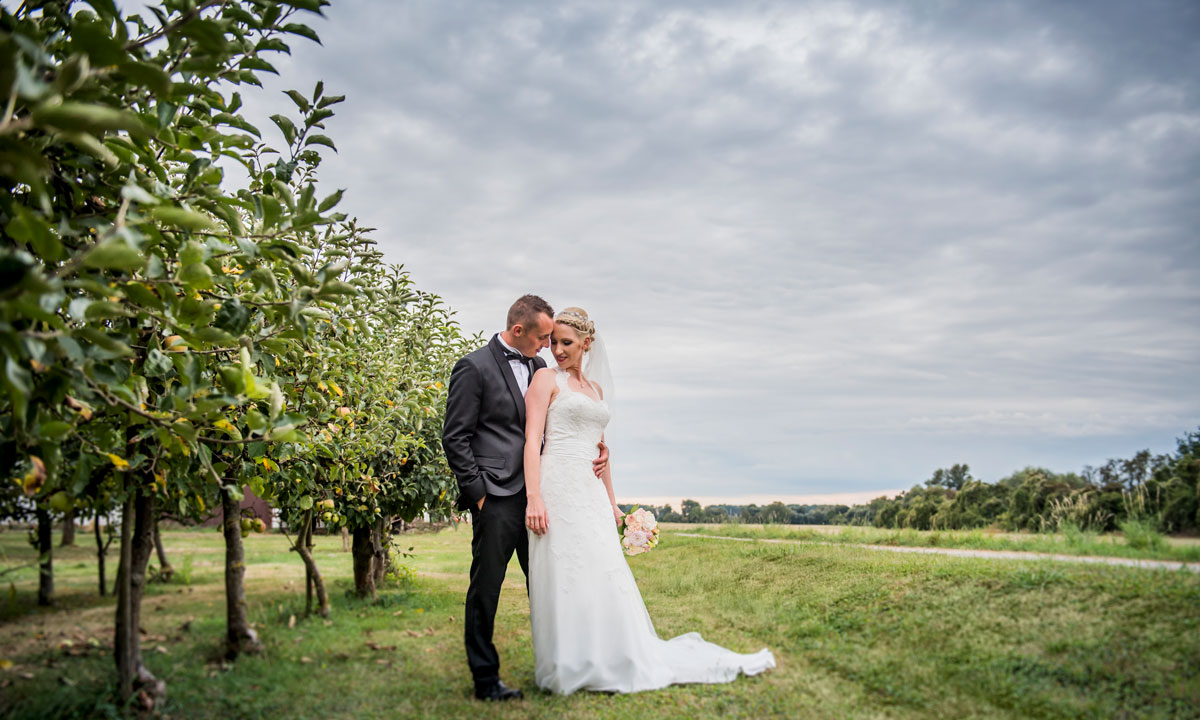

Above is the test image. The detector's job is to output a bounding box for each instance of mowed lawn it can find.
[1,525,1198,719]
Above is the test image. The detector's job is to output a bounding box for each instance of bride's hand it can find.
[526,495,549,536]
[612,505,624,528]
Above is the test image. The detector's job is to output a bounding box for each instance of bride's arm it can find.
[523,368,556,536]
[598,436,623,527]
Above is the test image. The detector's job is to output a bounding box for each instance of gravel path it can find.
[672,532,1200,573]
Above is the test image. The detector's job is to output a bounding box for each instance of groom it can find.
[443,294,608,701]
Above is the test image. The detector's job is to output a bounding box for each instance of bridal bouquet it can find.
[619,506,660,556]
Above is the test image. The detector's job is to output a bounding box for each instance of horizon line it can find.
[615,490,907,508]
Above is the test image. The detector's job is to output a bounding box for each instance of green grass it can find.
[1,525,1198,719]
[676,522,1200,563]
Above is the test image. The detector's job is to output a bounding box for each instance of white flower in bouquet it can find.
[619,506,660,556]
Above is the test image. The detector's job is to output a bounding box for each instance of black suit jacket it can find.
[442,335,548,511]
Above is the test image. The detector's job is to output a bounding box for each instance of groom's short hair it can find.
[507,294,554,330]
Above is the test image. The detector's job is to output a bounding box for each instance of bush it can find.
[1119,519,1166,552]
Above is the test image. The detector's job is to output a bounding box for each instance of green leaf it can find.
[7,206,63,262]
[246,408,268,434]
[156,102,177,129]
[59,131,121,168]
[151,206,218,232]
[2,356,31,423]
[218,366,244,394]
[208,201,245,236]
[181,240,206,266]
[248,268,279,294]
[259,195,282,230]
[269,114,297,145]
[317,95,346,109]
[83,238,144,271]
[32,102,146,136]
[194,327,235,347]
[76,327,134,357]
[145,348,174,377]
[120,182,159,205]
[284,89,310,112]
[70,15,125,66]
[178,262,214,290]
[120,61,171,97]
[122,282,162,310]
[39,421,74,440]
[282,23,321,44]
[270,424,300,442]
[304,134,336,152]
[55,54,90,95]
[84,300,128,320]
[239,57,278,75]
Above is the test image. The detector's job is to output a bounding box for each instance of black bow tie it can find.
[503,350,536,370]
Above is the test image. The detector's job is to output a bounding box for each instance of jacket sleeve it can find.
[442,356,484,509]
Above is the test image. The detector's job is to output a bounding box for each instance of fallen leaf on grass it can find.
[59,676,76,686]
[365,642,397,652]
[424,627,435,636]
[392,610,404,616]
[374,659,392,667]
[154,645,169,655]
[0,659,13,670]
[404,630,422,638]
[287,614,295,629]
[19,672,34,680]
[300,656,312,664]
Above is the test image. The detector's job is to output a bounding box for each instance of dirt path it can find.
[672,532,1200,573]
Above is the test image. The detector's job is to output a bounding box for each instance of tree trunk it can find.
[60,506,76,547]
[36,507,52,606]
[114,489,166,710]
[153,516,173,580]
[294,512,329,617]
[371,517,389,588]
[341,526,349,552]
[351,525,375,599]
[221,488,261,660]
[95,514,107,597]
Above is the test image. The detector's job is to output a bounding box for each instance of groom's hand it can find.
[593,441,609,478]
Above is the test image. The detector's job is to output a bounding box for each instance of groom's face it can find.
[512,312,554,357]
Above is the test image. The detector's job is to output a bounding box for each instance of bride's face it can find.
[551,325,591,369]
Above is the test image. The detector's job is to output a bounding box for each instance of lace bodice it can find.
[542,369,610,460]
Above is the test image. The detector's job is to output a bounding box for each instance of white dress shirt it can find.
[497,334,532,396]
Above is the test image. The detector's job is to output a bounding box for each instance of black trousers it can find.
[464,491,529,685]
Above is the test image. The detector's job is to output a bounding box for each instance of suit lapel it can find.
[488,335,526,425]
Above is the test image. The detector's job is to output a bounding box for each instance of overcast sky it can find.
[238,0,1199,506]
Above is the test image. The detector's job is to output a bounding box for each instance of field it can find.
[669,523,1200,563]
[1,525,1198,719]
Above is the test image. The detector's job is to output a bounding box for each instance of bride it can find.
[522,307,775,695]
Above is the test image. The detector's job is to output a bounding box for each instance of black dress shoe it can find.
[474,679,524,701]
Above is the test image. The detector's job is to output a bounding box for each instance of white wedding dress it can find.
[528,368,776,694]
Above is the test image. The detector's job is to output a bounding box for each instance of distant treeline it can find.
[631,427,1200,534]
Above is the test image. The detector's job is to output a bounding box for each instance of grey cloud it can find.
[235,0,1199,499]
